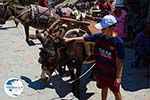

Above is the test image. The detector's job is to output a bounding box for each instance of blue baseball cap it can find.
[95,15,117,30]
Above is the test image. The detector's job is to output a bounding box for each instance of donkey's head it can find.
[0,2,8,24]
[37,32,58,67]
[0,2,12,24]
[0,2,15,24]
[36,26,67,70]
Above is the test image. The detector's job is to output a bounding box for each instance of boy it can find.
[64,15,125,100]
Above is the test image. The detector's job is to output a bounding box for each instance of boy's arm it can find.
[114,57,123,86]
[116,57,123,78]
[63,36,85,43]
[116,40,125,79]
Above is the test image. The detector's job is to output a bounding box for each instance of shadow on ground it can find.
[122,47,150,92]
[80,64,95,100]
[20,76,54,90]
[20,63,95,100]
[20,75,77,99]
[52,64,95,100]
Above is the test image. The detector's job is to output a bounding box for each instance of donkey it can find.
[0,3,59,43]
[35,27,94,99]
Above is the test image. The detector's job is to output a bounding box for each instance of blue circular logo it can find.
[4,77,23,97]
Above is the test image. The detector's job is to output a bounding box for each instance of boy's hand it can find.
[114,77,121,87]
[63,37,75,43]
[63,37,69,42]
[63,37,67,42]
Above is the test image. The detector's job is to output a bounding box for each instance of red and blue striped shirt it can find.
[84,33,125,83]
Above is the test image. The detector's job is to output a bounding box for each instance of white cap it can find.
[95,15,117,30]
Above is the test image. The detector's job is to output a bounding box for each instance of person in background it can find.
[115,0,124,7]
[56,6,63,17]
[147,3,150,23]
[96,0,112,16]
[112,4,128,40]
[63,15,125,100]
[109,0,115,11]
[134,23,150,66]
[39,0,48,7]
[39,0,54,7]
[124,0,139,40]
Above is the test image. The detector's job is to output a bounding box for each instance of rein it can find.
[11,5,30,19]
[54,63,95,83]
[68,63,95,83]
[16,9,30,18]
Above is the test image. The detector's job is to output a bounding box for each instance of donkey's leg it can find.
[58,65,65,77]
[14,18,19,27]
[24,24,29,42]
[68,66,75,81]
[72,64,82,99]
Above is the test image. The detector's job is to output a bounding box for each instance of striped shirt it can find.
[84,33,125,83]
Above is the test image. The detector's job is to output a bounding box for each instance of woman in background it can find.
[112,4,128,40]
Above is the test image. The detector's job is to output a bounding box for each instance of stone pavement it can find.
[0,20,149,100]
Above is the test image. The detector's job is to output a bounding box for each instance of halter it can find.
[1,4,8,20]
[41,34,61,70]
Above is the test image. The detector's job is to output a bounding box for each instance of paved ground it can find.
[0,20,150,100]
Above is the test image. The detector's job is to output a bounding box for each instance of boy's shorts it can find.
[96,75,120,92]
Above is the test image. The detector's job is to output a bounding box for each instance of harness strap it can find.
[30,5,36,22]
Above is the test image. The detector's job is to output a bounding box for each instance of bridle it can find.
[0,4,8,20]
[40,34,61,69]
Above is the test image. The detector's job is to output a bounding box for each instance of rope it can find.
[54,63,95,84]
[16,9,30,18]
[12,5,30,18]
[69,63,95,83]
